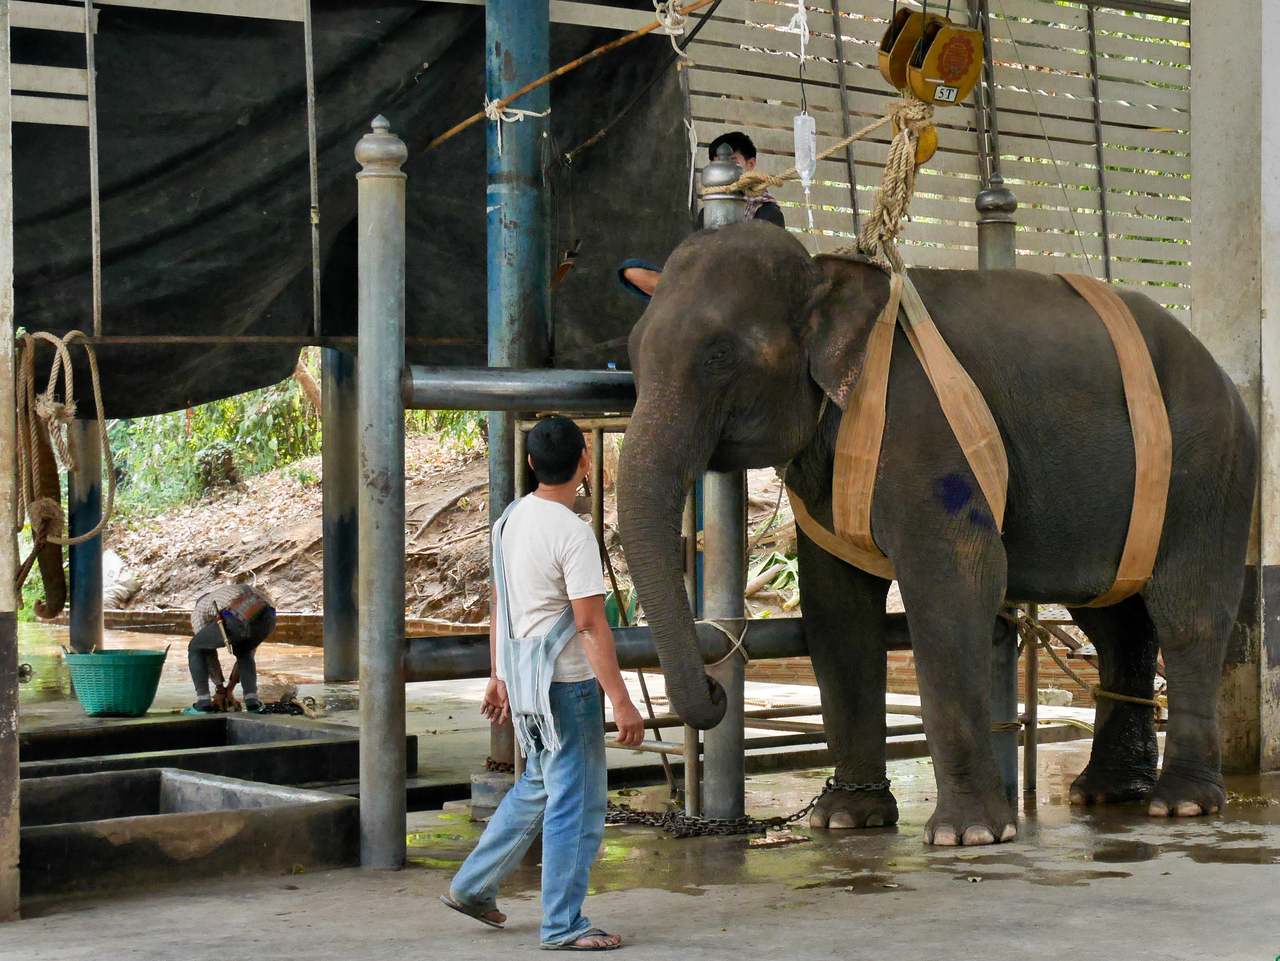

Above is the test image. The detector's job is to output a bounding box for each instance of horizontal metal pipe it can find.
[403,365,635,412]
[408,616,904,683]
[404,614,1012,683]
[80,335,474,348]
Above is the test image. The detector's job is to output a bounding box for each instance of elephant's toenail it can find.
[809,812,829,829]
[1148,799,1170,817]
[828,811,856,829]
[1068,789,1087,806]
[961,826,995,846]
[1174,801,1203,817]
[866,814,885,827]
[1001,824,1017,841]
[931,827,958,846]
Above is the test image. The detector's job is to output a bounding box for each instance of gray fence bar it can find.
[68,420,103,654]
[322,348,358,682]
[403,365,635,413]
[355,116,408,870]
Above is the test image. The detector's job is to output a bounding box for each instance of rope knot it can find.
[482,97,551,158]
[26,497,65,544]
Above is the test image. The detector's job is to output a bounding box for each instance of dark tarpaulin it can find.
[11,1,688,418]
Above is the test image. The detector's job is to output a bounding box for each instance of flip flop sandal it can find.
[439,894,505,930]
[541,929,623,951]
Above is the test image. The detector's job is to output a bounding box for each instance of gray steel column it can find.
[1023,606,1038,797]
[355,116,407,869]
[68,420,103,654]
[0,0,20,922]
[701,470,746,819]
[322,348,358,682]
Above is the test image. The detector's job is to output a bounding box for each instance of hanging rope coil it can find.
[14,329,117,593]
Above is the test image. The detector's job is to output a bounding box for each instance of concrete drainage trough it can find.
[20,714,418,785]
[19,768,358,898]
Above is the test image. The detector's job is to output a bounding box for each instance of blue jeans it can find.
[449,679,607,946]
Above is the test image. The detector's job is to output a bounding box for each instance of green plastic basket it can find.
[65,648,168,717]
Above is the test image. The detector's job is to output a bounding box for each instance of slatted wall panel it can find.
[682,0,1191,316]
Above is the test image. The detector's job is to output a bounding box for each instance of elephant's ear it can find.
[802,255,891,410]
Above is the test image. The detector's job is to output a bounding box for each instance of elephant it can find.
[618,222,1257,846]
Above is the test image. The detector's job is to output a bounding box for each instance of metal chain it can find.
[606,777,891,838]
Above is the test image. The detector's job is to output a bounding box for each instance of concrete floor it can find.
[14,622,1280,959]
[8,738,1280,960]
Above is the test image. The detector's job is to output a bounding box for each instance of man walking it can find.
[441,416,644,950]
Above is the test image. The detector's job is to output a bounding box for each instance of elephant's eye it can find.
[702,340,734,373]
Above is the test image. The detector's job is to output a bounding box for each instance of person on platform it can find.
[184,582,276,715]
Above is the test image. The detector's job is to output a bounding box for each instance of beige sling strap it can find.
[792,272,1008,580]
[1059,274,1171,607]
[789,270,1168,609]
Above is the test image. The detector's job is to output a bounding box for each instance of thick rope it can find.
[704,619,750,668]
[1009,609,1167,712]
[13,331,117,595]
[699,97,935,272]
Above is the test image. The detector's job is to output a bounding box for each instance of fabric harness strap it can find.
[788,270,1169,609]
[1058,274,1172,607]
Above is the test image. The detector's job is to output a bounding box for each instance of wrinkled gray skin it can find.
[618,223,1257,846]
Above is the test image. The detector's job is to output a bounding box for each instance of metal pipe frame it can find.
[355,117,408,870]
[68,419,103,654]
[321,348,358,682]
[701,470,747,819]
[1086,5,1113,282]
[404,614,1018,683]
[77,335,478,348]
[1023,604,1039,796]
[404,365,635,413]
[0,0,21,921]
[828,0,860,229]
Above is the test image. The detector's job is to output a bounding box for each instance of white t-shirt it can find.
[499,495,607,682]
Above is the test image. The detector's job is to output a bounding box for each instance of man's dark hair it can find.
[708,131,757,163]
[527,416,586,486]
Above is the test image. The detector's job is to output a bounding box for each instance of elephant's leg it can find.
[1141,575,1239,817]
[895,544,1015,846]
[796,528,897,829]
[1066,598,1159,804]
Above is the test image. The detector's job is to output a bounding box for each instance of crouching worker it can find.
[441,416,645,951]
[184,582,277,715]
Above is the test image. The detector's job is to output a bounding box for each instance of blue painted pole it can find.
[485,0,551,531]
[322,348,358,682]
[68,420,103,654]
[484,0,551,778]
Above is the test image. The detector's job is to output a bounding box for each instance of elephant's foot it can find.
[809,785,898,830]
[1146,765,1224,817]
[924,792,1016,846]
[1068,764,1157,806]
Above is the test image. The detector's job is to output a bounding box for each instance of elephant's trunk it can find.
[618,404,726,730]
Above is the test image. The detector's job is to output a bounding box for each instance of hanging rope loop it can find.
[13,329,117,589]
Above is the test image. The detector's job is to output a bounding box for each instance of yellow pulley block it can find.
[907,16,984,106]
[877,7,947,93]
[892,110,939,165]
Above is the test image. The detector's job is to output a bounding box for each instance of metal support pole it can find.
[828,0,861,228]
[322,348,358,683]
[1085,6,1113,282]
[684,724,701,817]
[485,0,550,789]
[1023,604,1039,797]
[590,429,604,547]
[971,0,1018,272]
[68,420,103,654]
[701,470,746,819]
[0,1,21,922]
[355,116,407,870]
